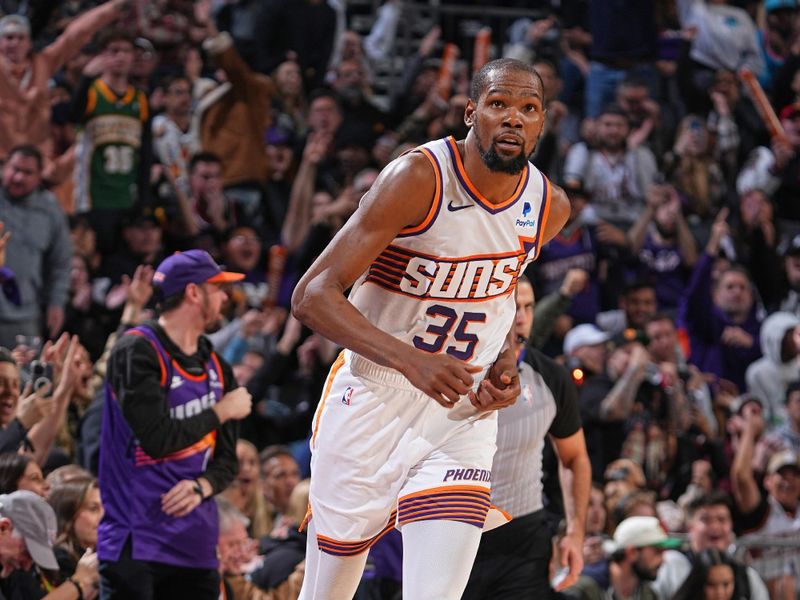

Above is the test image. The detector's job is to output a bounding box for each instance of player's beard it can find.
[474,125,528,174]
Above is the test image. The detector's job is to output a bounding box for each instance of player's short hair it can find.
[469,58,543,102]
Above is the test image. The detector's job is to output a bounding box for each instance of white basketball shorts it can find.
[305,350,511,557]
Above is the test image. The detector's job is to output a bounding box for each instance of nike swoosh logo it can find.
[447,201,473,212]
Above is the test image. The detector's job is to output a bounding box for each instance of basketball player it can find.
[292,58,570,599]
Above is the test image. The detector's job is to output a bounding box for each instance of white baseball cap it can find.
[564,324,610,355]
[603,516,682,555]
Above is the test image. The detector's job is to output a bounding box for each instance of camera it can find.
[29,361,53,396]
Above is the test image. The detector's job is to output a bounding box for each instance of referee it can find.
[463,275,592,599]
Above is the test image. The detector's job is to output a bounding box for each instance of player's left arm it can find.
[551,428,591,591]
[541,183,570,247]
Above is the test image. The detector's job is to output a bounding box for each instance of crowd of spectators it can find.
[0,0,799,598]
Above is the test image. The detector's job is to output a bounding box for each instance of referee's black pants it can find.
[99,538,220,600]
[462,509,555,600]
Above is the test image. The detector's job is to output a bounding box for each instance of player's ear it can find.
[464,99,475,127]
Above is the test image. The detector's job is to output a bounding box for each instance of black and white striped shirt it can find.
[491,348,582,517]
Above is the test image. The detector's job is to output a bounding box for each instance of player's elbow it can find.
[291,279,317,327]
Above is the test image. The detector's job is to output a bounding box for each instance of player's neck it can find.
[158,312,203,356]
[459,136,524,205]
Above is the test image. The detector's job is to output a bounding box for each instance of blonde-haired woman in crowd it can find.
[221,439,272,538]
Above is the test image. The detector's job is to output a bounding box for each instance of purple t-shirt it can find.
[635,234,688,310]
[534,227,600,324]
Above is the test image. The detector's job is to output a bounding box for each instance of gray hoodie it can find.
[746,312,800,425]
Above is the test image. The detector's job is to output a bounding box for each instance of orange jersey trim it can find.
[311,352,346,448]
[85,87,97,117]
[534,174,552,259]
[445,136,528,212]
[491,504,513,522]
[399,484,491,502]
[381,242,533,264]
[315,509,399,556]
[398,147,443,236]
[397,485,491,528]
[172,361,207,382]
[137,90,149,122]
[134,431,217,466]
[127,330,167,387]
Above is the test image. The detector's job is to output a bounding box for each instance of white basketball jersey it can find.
[349,136,552,370]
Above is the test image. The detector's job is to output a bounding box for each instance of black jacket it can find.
[105,320,239,494]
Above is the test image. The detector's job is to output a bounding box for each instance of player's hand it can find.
[161,479,203,517]
[469,348,519,411]
[401,351,481,408]
[555,532,584,591]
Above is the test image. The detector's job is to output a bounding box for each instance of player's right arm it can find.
[292,152,481,407]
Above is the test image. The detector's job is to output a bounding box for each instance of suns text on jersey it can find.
[399,255,524,300]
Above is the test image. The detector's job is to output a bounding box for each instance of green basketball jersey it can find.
[74,79,149,212]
